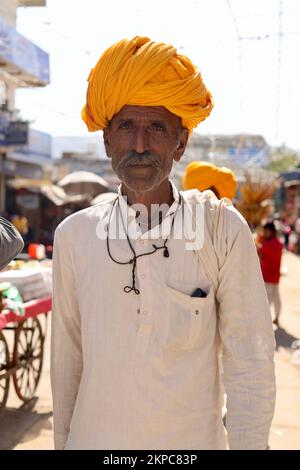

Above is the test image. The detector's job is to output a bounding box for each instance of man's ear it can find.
[173,127,189,162]
[103,127,111,159]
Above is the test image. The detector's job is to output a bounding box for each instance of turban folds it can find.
[183,161,238,200]
[81,36,213,133]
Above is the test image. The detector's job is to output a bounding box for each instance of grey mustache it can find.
[122,152,160,168]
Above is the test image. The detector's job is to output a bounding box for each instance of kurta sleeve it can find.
[216,207,276,450]
[51,224,83,450]
[0,216,24,270]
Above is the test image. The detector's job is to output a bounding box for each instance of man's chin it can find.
[122,176,161,194]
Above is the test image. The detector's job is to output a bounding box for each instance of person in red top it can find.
[257,221,283,326]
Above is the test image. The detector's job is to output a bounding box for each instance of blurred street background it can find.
[0,0,299,450]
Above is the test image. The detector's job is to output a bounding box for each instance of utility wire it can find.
[226,0,244,130]
[275,0,283,142]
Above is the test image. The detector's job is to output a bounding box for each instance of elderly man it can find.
[51,36,275,450]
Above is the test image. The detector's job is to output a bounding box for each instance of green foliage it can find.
[267,145,300,172]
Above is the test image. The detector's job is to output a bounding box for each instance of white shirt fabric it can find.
[51,181,276,450]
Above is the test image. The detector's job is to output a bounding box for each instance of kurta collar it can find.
[117,180,181,240]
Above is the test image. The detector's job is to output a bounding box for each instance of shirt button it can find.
[195,310,200,315]
[141,274,146,279]
[137,308,140,314]
[143,310,147,316]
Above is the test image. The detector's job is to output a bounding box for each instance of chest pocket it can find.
[164,285,215,350]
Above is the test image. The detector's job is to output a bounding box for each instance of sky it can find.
[15,0,300,150]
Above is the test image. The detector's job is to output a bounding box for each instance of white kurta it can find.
[51,182,276,450]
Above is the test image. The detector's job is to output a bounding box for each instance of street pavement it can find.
[0,251,299,450]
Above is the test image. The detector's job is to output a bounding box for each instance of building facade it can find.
[0,0,49,213]
[172,133,270,189]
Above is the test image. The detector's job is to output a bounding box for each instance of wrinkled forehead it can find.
[111,105,182,126]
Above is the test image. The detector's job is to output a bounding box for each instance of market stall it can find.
[0,259,52,412]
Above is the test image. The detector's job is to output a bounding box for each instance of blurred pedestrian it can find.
[282,223,292,249]
[257,221,283,326]
[11,208,29,237]
[295,216,300,255]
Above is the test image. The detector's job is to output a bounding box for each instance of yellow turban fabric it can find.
[183,161,238,200]
[81,36,213,134]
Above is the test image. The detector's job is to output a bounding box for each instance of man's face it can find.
[103,105,189,193]
[263,228,274,239]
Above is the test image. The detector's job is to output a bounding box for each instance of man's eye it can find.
[119,121,133,130]
[151,123,166,132]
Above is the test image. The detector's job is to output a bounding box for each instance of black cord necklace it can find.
[106,193,182,295]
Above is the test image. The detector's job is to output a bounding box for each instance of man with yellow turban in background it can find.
[51,36,275,451]
[183,161,238,200]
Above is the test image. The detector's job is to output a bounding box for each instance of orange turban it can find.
[183,161,238,200]
[81,36,213,134]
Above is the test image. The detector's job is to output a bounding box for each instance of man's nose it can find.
[133,127,149,154]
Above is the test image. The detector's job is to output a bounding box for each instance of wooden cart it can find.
[0,296,51,413]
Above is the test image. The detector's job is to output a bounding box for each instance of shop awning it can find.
[18,1,46,6]
[0,16,49,87]
[7,179,89,206]
[40,185,88,206]
[284,179,300,188]
[7,178,51,190]
[58,171,110,196]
